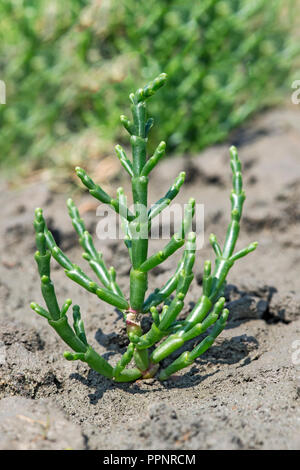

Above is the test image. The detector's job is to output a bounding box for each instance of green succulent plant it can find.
[31,74,257,381]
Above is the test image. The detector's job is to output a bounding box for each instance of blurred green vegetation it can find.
[0,0,298,177]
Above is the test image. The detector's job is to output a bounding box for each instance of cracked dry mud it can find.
[0,107,300,450]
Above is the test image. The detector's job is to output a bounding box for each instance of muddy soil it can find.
[0,107,300,450]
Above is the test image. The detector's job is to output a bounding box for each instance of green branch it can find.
[37,210,129,311]
[75,167,135,222]
[67,198,125,298]
[148,171,186,221]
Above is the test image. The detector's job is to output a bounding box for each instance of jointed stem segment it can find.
[31,74,257,382]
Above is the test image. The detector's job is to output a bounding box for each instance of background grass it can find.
[0,0,298,180]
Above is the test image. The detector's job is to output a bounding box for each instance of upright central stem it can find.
[124,75,168,376]
[129,100,149,313]
[127,98,150,373]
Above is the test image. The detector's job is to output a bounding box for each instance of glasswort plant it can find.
[31,74,257,382]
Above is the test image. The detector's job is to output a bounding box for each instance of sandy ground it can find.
[0,107,300,450]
